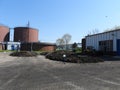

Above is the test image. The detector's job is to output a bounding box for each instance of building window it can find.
[99,40,113,52]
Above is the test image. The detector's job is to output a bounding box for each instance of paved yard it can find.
[0,52,120,90]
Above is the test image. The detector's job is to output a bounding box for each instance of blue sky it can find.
[0,0,120,43]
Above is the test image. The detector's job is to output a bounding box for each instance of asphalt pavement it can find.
[0,53,120,90]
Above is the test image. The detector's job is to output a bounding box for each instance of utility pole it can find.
[27,21,33,52]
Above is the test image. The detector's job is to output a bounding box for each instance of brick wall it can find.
[21,43,56,51]
[0,26,9,42]
[14,27,38,42]
[40,46,56,51]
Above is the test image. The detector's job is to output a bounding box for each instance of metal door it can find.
[117,39,120,55]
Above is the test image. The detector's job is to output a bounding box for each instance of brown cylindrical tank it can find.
[0,26,9,42]
[14,27,38,42]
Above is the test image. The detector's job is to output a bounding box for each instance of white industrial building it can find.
[85,29,120,55]
[0,42,21,51]
[6,42,21,50]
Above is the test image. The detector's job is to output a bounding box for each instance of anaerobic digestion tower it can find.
[14,27,38,42]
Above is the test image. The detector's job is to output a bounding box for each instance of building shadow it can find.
[3,32,10,42]
[101,56,120,61]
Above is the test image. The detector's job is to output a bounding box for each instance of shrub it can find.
[74,47,82,54]
[84,49,104,56]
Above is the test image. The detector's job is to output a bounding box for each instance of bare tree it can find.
[56,38,61,46]
[56,38,65,49]
[104,28,111,32]
[62,34,71,50]
[114,25,120,29]
[88,29,99,35]
[104,25,120,32]
[92,29,99,34]
[56,34,72,50]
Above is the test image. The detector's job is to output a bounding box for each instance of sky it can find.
[0,0,120,43]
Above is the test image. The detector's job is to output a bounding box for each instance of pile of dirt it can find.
[46,50,104,63]
[10,51,38,57]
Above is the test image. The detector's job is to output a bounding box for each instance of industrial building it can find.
[13,27,56,51]
[0,25,10,50]
[21,42,56,51]
[14,27,38,42]
[0,24,56,51]
[0,25,9,42]
[82,29,120,55]
[6,42,21,50]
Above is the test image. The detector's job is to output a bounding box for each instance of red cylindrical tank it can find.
[14,27,38,42]
[0,26,9,42]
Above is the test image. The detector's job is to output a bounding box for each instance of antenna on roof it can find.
[27,21,30,28]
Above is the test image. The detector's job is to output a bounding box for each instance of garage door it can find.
[117,39,120,55]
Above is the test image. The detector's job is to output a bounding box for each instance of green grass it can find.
[0,50,14,52]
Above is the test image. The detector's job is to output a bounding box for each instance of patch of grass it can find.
[0,50,13,52]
